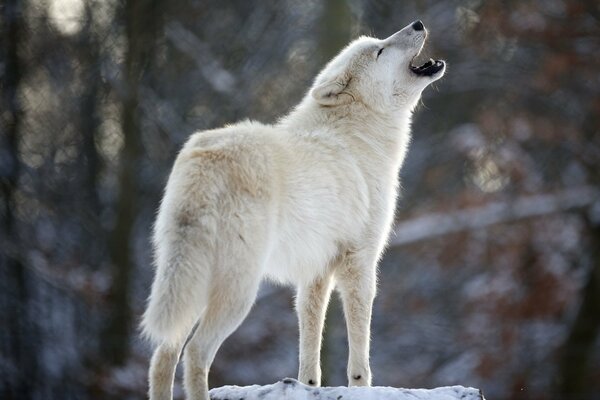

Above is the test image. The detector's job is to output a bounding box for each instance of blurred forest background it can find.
[1,0,599,399]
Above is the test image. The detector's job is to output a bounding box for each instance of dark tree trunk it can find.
[556,98,600,398]
[0,0,38,398]
[556,216,600,398]
[101,0,163,366]
[77,2,104,269]
[317,0,353,386]
[79,4,102,218]
[318,0,354,65]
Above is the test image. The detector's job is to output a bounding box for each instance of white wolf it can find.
[142,20,445,400]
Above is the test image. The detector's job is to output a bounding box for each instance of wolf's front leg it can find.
[336,256,376,387]
[296,273,334,386]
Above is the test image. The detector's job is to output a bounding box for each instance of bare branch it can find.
[390,186,599,246]
[164,21,235,94]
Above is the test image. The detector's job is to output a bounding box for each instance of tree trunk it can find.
[77,2,105,270]
[102,0,163,365]
[0,0,38,397]
[79,3,102,218]
[318,0,354,66]
[556,99,600,397]
[317,0,353,386]
[556,215,600,398]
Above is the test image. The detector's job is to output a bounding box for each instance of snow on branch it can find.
[390,185,599,247]
[209,378,485,400]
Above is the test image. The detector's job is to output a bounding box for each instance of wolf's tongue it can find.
[415,59,435,71]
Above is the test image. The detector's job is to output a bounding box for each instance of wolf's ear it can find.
[311,73,354,106]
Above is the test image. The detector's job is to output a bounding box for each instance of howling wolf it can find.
[142,19,445,400]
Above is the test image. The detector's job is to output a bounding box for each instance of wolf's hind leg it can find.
[182,237,264,400]
[149,341,183,400]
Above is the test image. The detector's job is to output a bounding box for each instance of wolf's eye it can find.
[376,48,384,58]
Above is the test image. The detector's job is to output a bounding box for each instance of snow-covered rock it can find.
[209,378,484,400]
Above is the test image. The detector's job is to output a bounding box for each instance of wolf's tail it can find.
[141,201,215,346]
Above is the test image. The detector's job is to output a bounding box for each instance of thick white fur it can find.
[142,21,445,400]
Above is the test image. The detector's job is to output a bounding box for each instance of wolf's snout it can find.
[411,20,424,31]
[384,21,426,48]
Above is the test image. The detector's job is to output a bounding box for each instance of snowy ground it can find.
[209,378,484,400]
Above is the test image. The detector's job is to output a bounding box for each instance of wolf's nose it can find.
[412,20,424,31]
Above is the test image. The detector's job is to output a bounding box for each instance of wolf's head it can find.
[311,20,445,113]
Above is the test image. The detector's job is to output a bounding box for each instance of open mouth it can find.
[410,58,445,77]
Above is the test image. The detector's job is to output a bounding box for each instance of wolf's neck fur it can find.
[278,97,413,174]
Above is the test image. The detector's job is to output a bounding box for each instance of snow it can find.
[209,378,484,400]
